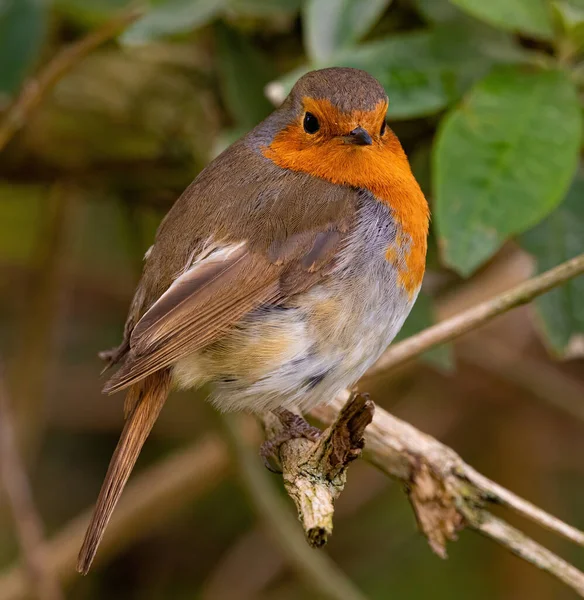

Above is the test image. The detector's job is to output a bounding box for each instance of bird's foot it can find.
[260,408,322,472]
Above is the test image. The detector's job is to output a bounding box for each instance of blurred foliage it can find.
[522,169,584,356]
[450,0,556,39]
[1,1,584,599]
[0,0,47,98]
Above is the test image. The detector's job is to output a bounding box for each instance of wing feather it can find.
[104,245,281,393]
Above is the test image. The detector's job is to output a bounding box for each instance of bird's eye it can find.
[303,112,320,134]
[380,120,387,136]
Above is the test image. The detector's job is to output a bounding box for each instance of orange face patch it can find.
[263,97,429,298]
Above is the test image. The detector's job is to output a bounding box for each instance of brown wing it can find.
[104,245,281,393]
[103,142,358,394]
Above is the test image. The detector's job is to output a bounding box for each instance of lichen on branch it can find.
[263,392,374,548]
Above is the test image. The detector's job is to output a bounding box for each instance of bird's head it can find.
[278,67,388,148]
[260,68,412,194]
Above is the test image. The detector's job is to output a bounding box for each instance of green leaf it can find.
[337,33,463,119]
[414,0,460,22]
[395,292,454,371]
[54,0,131,27]
[215,23,274,130]
[0,0,46,97]
[553,0,584,24]
[271,24,522,120]
[551,0,584,50]
[416,0,550,59]
[120,0,225,45]
[521,170,584,357]
[303,0,392,63]
[450,0,555,39]
[228,0,302,16]
[434,67,581,276]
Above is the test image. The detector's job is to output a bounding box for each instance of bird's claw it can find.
[260,409,322,472]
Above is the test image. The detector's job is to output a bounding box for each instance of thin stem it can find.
[465,466,584,547]
[0,365,64,600]
[0,7,142,152]
[476,513,584,596]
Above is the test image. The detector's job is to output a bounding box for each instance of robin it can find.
[77,67,429,573]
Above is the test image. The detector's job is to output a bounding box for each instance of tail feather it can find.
[77,370,171,575]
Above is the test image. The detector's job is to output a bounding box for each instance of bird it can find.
[77,67,429,574]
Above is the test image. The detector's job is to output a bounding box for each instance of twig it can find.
[463,466,584,546]
[476,513,584,594]
[369,252,584,375]
[262,394,374,548]
[0,6,143,152]
[0,434,231,600]
[222,413,368,600]
[0,364,64,600]
[311,394,584,597]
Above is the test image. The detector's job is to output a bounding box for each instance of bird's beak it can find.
[341,126,373,146]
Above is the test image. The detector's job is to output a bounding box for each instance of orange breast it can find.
[262,99,429,298]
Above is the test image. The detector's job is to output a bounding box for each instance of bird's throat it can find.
[263,130,429,298]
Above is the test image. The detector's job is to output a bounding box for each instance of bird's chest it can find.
[302,196,418,368]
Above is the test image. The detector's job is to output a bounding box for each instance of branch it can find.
[310,393,584,597]
[0,364,63,600]
[0,7,142,152]
[476,513,584,594]
[0,435,230,600]
[262,394,374,548]
[222,413,369,600]
[369,252,584,375]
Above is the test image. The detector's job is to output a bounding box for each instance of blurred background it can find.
[1,0,584,598]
